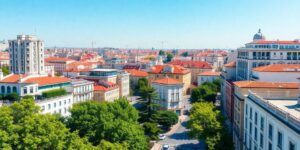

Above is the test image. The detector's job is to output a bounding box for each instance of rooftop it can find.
[234,81,299,89]
[168,60,212,69]
[45,57,75,62]
[124,69,148,77]
[248,40,300,45]
[152,77,183,85]
[253,64,300,72]
[198,71,221,76]
[91,68,118,72]
[149,65,190,74]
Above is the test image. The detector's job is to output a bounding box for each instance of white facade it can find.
[104,88,120,102]
[236,30,300,80]
[244,91,300,150]
[66,79,94,103]
[152,82,183,115]
[8,35,45,75]
[37,94,73,116]
[197,75,220,86]
[251,71,300,82]
[117,71,130,97]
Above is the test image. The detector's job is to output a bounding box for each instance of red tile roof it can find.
[24,76,70,86]
[94,85,108,91]
[248,40,300,45]
[224,61,236,67]
[45,57,75,62]
[168,60,212,69]
[152,77,183,85]
[233,81,299,89]
[0,74,27,83]
[253,64,300,72]
[149,65,190,74]
[198,71,221,76]
[125,69,148,77]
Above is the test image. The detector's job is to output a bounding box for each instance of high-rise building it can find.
[236,29,300,80]
[8,35,45,75]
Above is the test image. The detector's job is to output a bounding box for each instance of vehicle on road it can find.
[159,134,166,140]
[162,144,169,150]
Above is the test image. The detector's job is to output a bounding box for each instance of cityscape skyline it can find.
[1,0,300,49]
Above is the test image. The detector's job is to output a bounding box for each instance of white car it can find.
[159,134,166,140]
[162,144,169,150]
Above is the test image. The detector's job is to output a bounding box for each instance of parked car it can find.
[162,144,169,150]
[159,134,166,140]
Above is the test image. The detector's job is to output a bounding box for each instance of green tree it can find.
[4,92,20,101]
[143,122,161,140]
[152,110,178,130]
[98,140,127,150]
[181,52,189,57]
[0,99,94,150]
[1,66,9,76]
[191,80,221,103]
[187,102,232,150]
[158,50,165,56]
[136,77,149,95]
[166,53,174,63]
[138,86,159,122]
[67,99,148,150]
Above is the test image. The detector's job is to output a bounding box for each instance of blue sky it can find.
[0,0,300,49]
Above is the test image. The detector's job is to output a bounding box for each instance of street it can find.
[158,96,206,150]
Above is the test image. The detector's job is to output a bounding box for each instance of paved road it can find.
[158,96,206,150]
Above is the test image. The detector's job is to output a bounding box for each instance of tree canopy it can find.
[166,53,174,63]
[191,80,221,103]
[158,50,165,56]
[67,99,148,150]
[1,66,9,76]
[187,102,233,150]
[0,98,94,150]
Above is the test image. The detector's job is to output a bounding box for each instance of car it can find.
[162,144,169,150]
[159,134,166,140]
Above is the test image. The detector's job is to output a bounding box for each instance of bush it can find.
[22,95,34,100]
[5,92,20,101]
[152,110,178,130]
[42,88,67,98]
[143,122,161,140]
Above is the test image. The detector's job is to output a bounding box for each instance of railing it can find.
[248,91,300,131]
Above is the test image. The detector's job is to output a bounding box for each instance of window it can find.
[260,117,264,130]
[30,87,34,93]
[254,127,257,141]
[277,132,283,150]
[250,122,252,135]
[54,102,56,108]
[260,133,264,148]
[250,107,253,120]
[289,141,295,150]
[23,87,27,94]
[59,101,62,106]
[269,142,272,150]
[254,112,258,125]
[268,124,273,140]
[48,104,51,109]
[246,104,248,115]
[41,106,45,111]
[64,100,66,104]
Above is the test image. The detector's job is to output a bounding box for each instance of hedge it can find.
[42,88,67,98]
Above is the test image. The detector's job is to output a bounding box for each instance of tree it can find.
[181,52,189,57]
[143,122,161,140]
[166,53,174,63]
[159,50,165,56]
[1,66,9,76]
[0,99,94,149]
[152,110,178,130]
[138,86,159,122]
[187,102,232,150]
[136,77,149,95]
[191,80,221,103]
[4,92,20,101]
[67,99,148,150]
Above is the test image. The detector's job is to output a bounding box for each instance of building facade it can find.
[236,29,300,80]
[9,35,45,75]
[197,71,221,86]
[151,77,184,115]
[66,79,94,103]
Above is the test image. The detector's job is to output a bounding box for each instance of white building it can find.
[151,77,184,115]
[9,35,45,75]
[66,79,94,103]
[37,94,73,116]
[236,29,300,80]
[251,64,300,82]
[197,71,221,85]
[244,90,300,150]
[117,71,130,97]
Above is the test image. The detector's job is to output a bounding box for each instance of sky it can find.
[0,0,300,49]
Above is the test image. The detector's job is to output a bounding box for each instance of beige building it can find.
[168,60,212,85]
[148,65,191,95]
[45,57,75,73]
[124,69,148,87]
[94,83,119,102]
[232,81,299,150]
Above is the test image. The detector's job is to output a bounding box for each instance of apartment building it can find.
[151,77,184,115]
[148,65,191,95]
[236,29,300,80]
